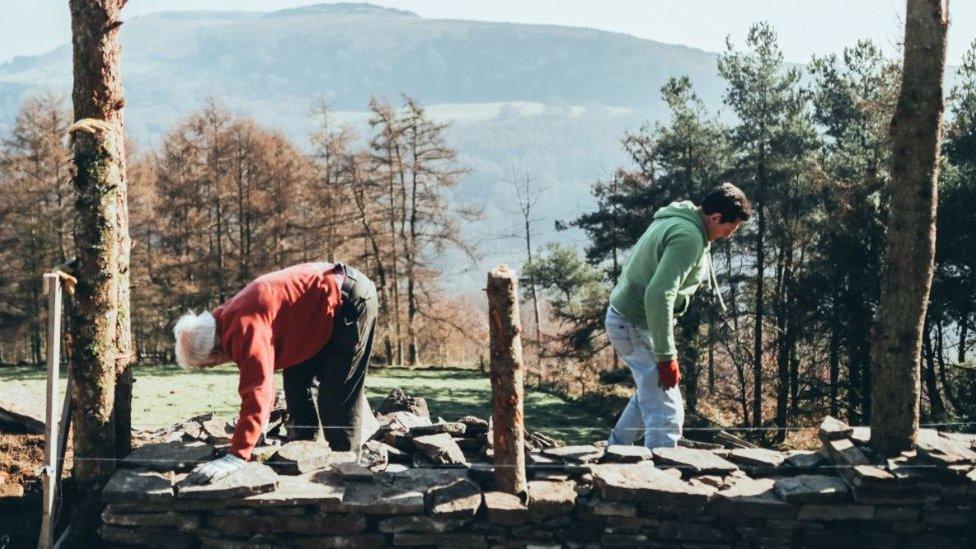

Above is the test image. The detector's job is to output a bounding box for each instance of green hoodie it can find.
[609,200,710,361]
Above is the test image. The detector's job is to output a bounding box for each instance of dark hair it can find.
[701,182,752,223]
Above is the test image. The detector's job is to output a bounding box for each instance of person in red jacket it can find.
[173,262,378,484]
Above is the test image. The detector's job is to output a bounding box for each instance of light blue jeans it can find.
[605,306,684,448]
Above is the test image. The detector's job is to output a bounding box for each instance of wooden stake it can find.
[38,273,63,549]
[487,265,527,497]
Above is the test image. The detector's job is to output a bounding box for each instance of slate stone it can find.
[392,533,487,547]
[291,535,388,549]
[101,509,200,529]
[658,521,725,543]
[783,450,828,471]
[709,477,793,518]
[176,462,278,499]
[483,491,528,525]
[591,462,715,507]
[729,448,786,474]
[409,422,467,437]
[824,438,869,467]
[377,515,471,533]
[773,474,849,504]
[239,470,344,508]
[428,478,483,517]
[377,388,430,418]
[818,416,853,441]
[458,416,489,435]
[580,498,638,518]
[103,469,175,503]
[334,462,374,481]
[268,440,335,474]
[797,504,875,521]
[541,444,604,463]
[527,480,577,519]
[603,445,652,463]
[338,481,425,515]
[850,426,871,445]
[916,435,976,466]
[359,440,390,470]
[207,514,367,536]
[412,433,468,465]
[99,526,195,548]
[122,441,215,472]
[200,418,234,444]
[652,447,739,475]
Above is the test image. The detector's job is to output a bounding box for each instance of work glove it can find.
[657,359,681,390]
[185,453,246,485]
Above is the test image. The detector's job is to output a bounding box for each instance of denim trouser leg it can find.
[604,306,684,449]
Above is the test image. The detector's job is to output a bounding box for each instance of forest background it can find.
[2,3,976,444]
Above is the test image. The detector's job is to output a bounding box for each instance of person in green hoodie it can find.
[606,183,751,448]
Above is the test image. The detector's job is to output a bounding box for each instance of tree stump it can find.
[487,266,527,497]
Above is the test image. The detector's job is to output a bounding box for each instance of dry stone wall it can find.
[100,411,976,548]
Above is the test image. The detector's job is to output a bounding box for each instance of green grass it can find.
[0,364,609,444]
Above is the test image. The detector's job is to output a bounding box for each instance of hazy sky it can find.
[2,0,974,65]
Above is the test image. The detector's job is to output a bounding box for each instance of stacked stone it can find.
[102,415,976,548]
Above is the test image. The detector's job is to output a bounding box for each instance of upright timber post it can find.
[38,273,63,549]
[487,265,527,497]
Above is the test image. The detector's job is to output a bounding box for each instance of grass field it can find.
[0,364,609,444]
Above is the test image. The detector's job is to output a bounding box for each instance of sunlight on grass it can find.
[0,365,609,443]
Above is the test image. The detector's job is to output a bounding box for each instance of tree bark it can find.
[487,265,527,498]
[68,0,132,541]
[870,0,947,457]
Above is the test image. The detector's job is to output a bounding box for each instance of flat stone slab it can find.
[412,433,467,465]
[729,448,786,472]
[797,503,875,521]
[824,439,869,467]
[380,411,432,431]
[783,450,828,471]
[377,515,471,533]
[103,469,174,503]
[207,514,367,536]
[175,461,278,499]
[603,445,652,463]
[409,422,467,437]
[428,478,482,518]
[335,462,374,481]
[527,480,577,519]
[483,491,528,525]
[652,447,738,475]
[709,477,793,518]
[819,416,853,441]
[916,436,976,466]
[542,445,604,463]
[457,416,489,435]
[122,441,215,472]
[268,440,339,474]
[774,475,849,504]
[591,463,715,507]
[377,388,430,419]
[100,525,195,548]
[337,468,468,515]
[238,470,344,507]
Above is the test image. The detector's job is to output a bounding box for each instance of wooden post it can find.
[487,265,527,497]
[39,273,63,549]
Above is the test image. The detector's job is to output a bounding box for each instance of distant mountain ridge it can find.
[0,3,729,289]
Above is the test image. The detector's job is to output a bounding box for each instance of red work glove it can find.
[657,359,681,389]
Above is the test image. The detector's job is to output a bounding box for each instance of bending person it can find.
[173,261,378,484]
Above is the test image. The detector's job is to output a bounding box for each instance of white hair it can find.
[173,311,218,369]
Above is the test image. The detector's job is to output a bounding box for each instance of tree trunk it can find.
[487,265,527,498]
[870,0,947,457]
[68,0,131,540]
[753,165,767,428]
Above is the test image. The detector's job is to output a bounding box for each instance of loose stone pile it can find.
[102,404,976,548]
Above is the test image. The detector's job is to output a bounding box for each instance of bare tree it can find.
[870,0,948,456]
